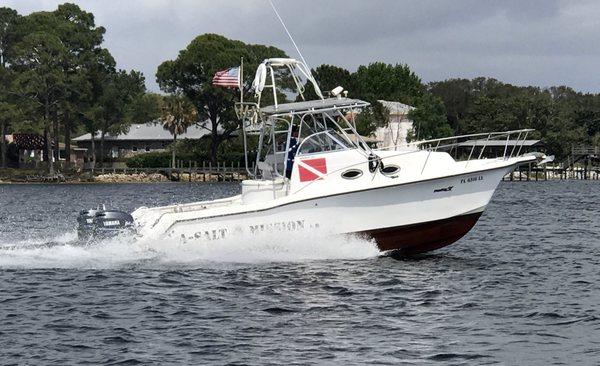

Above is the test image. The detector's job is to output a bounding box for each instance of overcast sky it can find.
[5,0,600,93]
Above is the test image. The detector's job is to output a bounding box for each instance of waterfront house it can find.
[73,123,216,159]
[374,100,415,150]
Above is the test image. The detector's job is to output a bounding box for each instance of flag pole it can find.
[240,57,244,104]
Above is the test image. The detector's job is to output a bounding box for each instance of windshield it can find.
[298,131,349,155]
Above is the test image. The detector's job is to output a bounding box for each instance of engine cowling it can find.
[77,208,134,240]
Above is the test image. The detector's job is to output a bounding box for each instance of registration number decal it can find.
[460,175,483,184]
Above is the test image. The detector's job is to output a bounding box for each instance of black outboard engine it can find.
[77,205,134,240]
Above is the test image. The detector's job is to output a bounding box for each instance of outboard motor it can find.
[77,205,134,240]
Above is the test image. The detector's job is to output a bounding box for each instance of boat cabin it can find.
[236,58,379,203]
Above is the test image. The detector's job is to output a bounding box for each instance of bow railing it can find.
[377,129,536,160]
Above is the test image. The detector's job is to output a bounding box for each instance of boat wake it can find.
[0,231,380,269]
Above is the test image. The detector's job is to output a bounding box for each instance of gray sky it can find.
[5,0,600,93]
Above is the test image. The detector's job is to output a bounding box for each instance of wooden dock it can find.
[501,145,599,181]
[503,164,600,181]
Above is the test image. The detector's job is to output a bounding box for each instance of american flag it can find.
[212,67,240,88]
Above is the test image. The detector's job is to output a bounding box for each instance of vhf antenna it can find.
[268,0,312,74]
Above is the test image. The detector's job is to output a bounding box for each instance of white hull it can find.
[132,154,530,253]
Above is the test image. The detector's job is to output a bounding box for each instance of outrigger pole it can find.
[268,0,321,100]
[268,0,310,71]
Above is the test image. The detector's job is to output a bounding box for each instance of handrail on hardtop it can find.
[416,128,534,146]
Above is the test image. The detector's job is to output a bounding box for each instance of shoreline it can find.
[2,168,598,184]
[0,168,248,185]
[0,172,242,184]
[1,177,597,185]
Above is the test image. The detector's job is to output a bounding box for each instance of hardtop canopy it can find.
[260,97,369,116]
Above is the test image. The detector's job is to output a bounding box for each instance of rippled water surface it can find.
[0,181,599,365]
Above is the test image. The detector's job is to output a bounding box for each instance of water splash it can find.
[0,230,380,269]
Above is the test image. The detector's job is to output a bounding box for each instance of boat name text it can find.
[178,220,319,242]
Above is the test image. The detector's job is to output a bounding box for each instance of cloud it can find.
[4,0,600,92]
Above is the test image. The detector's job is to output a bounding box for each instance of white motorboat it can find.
[79,58,537,255]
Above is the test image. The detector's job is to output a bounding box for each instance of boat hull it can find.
[361,211,483,254]
[133,163,517,255]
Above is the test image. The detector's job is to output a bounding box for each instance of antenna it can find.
[268,0,312,72]
[268,0,323,100]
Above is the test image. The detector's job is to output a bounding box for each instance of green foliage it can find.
[125,136,246,168]
[128,93,162,124]
[161,93,198,167]
[97,70,146,135]
[354,62,423,105]
[160,94,197,136]
[353,101,390,137]
[174,136,248,165]
[308,62,451,139]
[352,62,454,140]
[429,78,600,159]
[305,64,356,99]
[0,7,20,67]
[409,93,453,140]
[126,151,171,168]
[310,62,425,104]
[0,7,21,147]
[8,10,73,173]
[81,69,146,166]
[1,3,151,171]
[3,2,599,167]
[156,33,288,163]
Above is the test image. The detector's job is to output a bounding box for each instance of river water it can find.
[0,181,598,365]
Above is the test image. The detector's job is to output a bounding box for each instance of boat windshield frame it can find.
[236,58,372,181]
[240,101,373,180]
[296,130,352,157]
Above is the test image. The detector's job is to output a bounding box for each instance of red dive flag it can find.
[212,67,240,88]
[298,158,327,182]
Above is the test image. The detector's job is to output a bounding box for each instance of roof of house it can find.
[378,100,415,115]
[73,123,214,142]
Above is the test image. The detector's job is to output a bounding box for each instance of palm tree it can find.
[161,94,197,169]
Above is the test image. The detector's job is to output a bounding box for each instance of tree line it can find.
[2,3,599,175]
[0,4,158,174]
[153,39,600,163]
[309,65,600,159]
[428,78,600,159]
[0,4,288,172]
